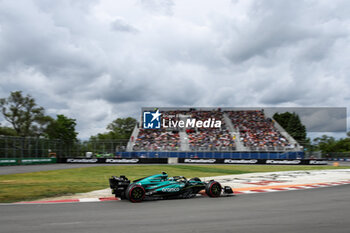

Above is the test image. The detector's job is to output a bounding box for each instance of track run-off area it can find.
[1,165,350,233]
[10,168,349,204]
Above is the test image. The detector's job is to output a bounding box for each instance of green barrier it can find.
[0,158,19,166]
[0,158,57,165]
[19,158,57,165]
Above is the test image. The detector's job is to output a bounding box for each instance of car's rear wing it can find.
[109,175,131,199]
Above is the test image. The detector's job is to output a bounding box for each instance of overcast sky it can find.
[0,0,349,139]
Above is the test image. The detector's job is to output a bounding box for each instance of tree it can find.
[333,138,350,152]
[313,134,350,153]
[87,117,137,153]
[45,115,78,143]
[0,123,17,136]
[313,135,337,153]
[0,91,50,137]
[273,112,307,144]
[106,117,137,139]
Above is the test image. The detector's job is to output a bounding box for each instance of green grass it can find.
[0,165,347,203]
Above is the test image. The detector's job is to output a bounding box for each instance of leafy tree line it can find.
[312,133,350,154]
[89,117,137,141]
[0,91,137,144]
[273,111,350,154]
[87,117,137,154]
[0,91,78,143]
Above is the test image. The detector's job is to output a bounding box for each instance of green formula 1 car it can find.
[109,172,233,202]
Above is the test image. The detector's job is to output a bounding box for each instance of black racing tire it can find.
[117,191,126,200]
[205,181,222,197]
[190,177,201,181]
[125,184,134,201]
[126,184,146,203]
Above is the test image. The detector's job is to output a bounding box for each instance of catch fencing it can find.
[0,136,128,159]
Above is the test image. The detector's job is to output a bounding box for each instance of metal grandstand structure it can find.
[128,107,303,153]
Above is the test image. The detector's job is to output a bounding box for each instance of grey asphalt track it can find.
[1,185,349,233]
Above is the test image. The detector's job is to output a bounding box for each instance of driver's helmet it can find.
[161,171,168,180]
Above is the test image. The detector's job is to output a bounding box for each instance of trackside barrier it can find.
[114,151,304,159]
[0,158,18,166]
[20,158,57,165]
[58,158,168,164]
[178,158,328,165]
[327,158,350,162]
[58,157,327,165]
[0,158,57,166]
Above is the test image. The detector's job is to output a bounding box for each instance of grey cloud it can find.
[102,83,149,103]
[0,1,105,82]
[111,19,139,33]
[138,0,175,15]
[1,0,350,138]
[223,0,347,63]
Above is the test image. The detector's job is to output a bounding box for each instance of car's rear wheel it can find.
[126,184,145,203]
[205,181,222,197]
[116,191,126,200]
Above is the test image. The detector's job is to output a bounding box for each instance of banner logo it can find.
[143,109,161,129]
[142,108,222,129]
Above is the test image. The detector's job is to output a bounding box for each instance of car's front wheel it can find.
[205,181,222,197]
[126,184,146,203]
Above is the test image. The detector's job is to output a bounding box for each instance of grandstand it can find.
[127,108,302,153]
[0,108,304,161]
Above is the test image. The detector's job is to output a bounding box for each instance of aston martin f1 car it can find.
[109,172,233,202]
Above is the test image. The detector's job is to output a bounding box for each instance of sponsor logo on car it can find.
[161,187,180,192]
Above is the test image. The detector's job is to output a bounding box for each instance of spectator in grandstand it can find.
[226,110,289,150]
